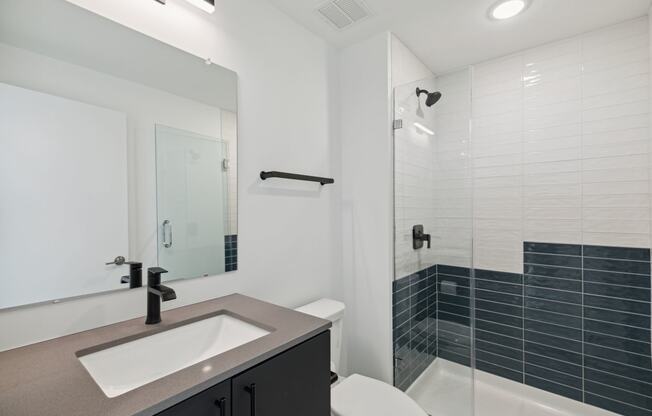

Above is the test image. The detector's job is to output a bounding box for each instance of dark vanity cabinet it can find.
[158,332,330,416]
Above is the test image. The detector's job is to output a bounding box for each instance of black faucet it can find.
[146,267,176,325]
[120,262,143,288]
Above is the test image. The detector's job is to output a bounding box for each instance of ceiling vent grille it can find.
[317,0,371,30]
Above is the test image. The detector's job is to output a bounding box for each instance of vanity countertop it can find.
[0,294,331,416]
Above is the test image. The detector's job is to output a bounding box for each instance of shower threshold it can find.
[407,359,617,416]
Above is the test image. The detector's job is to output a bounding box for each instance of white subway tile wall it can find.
[471,17,651,274]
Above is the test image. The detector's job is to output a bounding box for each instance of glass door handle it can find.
[162,220,173,248]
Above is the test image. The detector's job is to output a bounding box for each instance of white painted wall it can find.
[337,33,434,382]
[338,32,393,382]
[0,0,338,351]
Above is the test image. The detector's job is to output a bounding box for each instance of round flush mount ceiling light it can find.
[489,0,530,20]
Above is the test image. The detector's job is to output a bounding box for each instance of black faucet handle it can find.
[148,267,168,275]
[147,267,168,286]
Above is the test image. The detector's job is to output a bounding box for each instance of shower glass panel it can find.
[392,69,474,416]
[155,125,228,281]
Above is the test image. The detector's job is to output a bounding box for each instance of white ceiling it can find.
[267,0,652,74]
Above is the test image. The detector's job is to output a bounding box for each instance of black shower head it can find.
[416,88,442,107]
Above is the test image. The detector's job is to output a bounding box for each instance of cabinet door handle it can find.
[214,397,226,415]
[244,383,256,416]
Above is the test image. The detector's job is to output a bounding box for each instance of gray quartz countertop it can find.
[0,294,331,416]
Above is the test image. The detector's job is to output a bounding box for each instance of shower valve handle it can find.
[412,225,431,250]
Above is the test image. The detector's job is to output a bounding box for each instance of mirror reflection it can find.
[0,0,238,309]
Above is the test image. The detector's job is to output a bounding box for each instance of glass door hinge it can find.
[393,119,403,130]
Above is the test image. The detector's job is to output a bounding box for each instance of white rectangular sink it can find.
[78,314,271,398]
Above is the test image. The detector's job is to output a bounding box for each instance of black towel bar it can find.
[260,171,334,185]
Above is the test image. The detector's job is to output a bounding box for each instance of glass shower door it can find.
[155,125,228,281]
[392,70,474,416]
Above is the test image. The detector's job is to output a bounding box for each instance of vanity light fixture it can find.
[155,0,215,14]
[488,0,530,20]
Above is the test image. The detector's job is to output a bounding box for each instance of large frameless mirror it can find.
[0,0,238,309]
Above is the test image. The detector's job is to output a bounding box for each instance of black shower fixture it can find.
[416,88,442,107]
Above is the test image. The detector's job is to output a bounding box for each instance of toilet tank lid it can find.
[295,298,345,322]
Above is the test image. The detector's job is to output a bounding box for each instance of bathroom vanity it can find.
[0,295,331,416]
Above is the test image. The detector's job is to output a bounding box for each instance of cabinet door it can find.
[157,379,231,416]
[232,332,330,416]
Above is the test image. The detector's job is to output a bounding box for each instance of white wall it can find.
[337,33,434,382]
[338,33,393,382]
[0,0,338,351]
[471,17,651,273]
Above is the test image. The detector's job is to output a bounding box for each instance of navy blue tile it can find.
[476,309,523,328]
[438,265,471,277]
[525,363,582,390]
[476,339,523,361]
[438,302,470,318]
[525,286,582,304]
[584,282,651,302]
[439,311,471,327]
[584,245,651,261]
[524,264,582,280]
[584,269,651,288]
[525,275,582,292]
[585,393,652,416]
[438,329,470,346]
[393,288,410,307]
[584,331,651,356]
[439,285,470,299]
[439,320,471,337]
[524,242,582,256]
[525,297,582,317]
[476,279,523,295]
[524,352,582,378]
[524,330,582,354]
[426,264,438,277]
[438,348,471,367]
[584,356,652,384]
[584,343,652,369]
[475,319,522,339]
[476,349,523,372]
[524,341,582,365]
[586,381,652,410]
[476,288,523,306]
[524,375,583,401]
[524,253,582,268]
[476,299,523,316]
[474,269,523,284]
[584,294,651,315]
[438,293,469,307]
[476,360,523,383]
[584,257,651,275]
[585,367,652,399]
[475,329,524,351]
[524,319,582,341]
[584,317,651,340]
[524,308,582,329]
[437,274,470,288]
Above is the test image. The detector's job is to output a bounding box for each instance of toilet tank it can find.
[295,299,345,374]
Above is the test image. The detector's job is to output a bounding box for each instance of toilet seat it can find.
[331,374,428,416]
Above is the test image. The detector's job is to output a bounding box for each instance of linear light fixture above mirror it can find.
[155,0,215,14]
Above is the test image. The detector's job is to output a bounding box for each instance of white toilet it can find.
[296,299,428,416]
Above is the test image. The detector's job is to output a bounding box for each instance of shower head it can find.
[416,88,442,107]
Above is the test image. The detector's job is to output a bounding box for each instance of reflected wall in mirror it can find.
[0,0,238,309]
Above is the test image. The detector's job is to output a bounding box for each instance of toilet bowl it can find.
[296,299,428,416]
